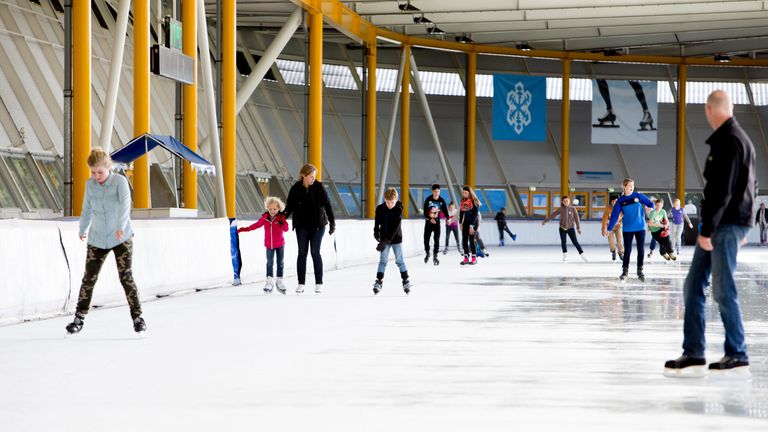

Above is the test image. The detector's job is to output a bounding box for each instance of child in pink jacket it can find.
[237,197,289,294]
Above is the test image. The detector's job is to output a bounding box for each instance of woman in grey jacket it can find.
[65,148,145,335]
[542,196,587,262]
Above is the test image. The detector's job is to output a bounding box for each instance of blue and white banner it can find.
[492,74,546,141]
[591,79,658,145]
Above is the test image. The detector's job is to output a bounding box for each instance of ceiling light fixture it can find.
[455,34,473,44]
[516,43,533,51]
[714,54,731,63]
[413,15,432,24]
[398,1,420,12]
[427,25,445,35]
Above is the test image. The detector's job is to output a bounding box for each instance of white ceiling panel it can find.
[225,0,768,58]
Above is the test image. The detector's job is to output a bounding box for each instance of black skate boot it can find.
[664,355,707,378]
[638,111,656,131]
[373,272,384,295]
[133,316,147,333]
[637,267,646,283]
[611,251,616,261]
[619,268,628,282]
[433,254,440,266]
[65,314,85,335]
[593,110,617,127]
[401,272,411,294]
[424,252,430,263]
[708,356,750,375]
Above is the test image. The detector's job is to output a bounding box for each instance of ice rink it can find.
[2,245,768,431]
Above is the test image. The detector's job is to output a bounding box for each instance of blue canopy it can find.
[110,133,215,175]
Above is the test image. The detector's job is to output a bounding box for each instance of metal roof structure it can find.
[220,0,768,59]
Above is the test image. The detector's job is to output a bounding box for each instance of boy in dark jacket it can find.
[423,184,449,265]
[494,207,517,246]
[373,188,411,295]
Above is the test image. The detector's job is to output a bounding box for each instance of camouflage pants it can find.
[76,239,142,319]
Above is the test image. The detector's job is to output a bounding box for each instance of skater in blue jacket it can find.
[607,178,654,281]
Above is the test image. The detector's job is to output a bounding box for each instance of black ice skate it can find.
[133,316,147,334]
[373,279,383,295]
[637,267,646,283]
[424,252,430,263]
[593,111,619,128]
[402,280,411,295]
[619,268,628,282]
[708,356,750,376]
[433,255,440,266]
[611,251,617,261]
[663,355,707,378]
[65,314,84,335]
[638,111,656,131]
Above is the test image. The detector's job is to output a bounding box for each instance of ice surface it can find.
[2,245,767,431]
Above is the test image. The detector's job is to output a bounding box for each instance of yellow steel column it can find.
[400,45,411,218]
[365,40,376,218]
[676,65,688,202]
[560,60,571,198]
[182,0,197,209]
[222,0,236,218]
[72,0,91,216]
[466,52,477,188]
[133,0,150,208]
[308,10,323,179]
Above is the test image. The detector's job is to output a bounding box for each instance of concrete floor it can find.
[2,245,767,431]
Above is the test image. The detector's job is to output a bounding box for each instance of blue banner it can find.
[492,74,546,141]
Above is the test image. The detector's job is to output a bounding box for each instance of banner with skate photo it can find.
[492,74,546,142]
[591,79,658,145]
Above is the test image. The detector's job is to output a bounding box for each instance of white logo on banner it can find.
[506,82,533,134]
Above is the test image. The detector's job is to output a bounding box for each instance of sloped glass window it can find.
[36,158,63,210]
[7,157,47,209]
[0,172,18,208]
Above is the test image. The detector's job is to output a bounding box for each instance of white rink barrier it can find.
[0,218,232,326]
[2,217,764,325]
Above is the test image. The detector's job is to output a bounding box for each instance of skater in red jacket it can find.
[238,197,290,294]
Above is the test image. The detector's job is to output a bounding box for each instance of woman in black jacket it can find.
[283,164,336,294]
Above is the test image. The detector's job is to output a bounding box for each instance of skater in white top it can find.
[65,147,146,335]
[443,202,460,254]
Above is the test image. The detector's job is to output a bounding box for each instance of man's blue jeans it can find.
[683,224,750,361]
[377,243,408,275]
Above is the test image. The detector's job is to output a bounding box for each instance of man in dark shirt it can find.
[665,90,757,377]
[423,184,449,265]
